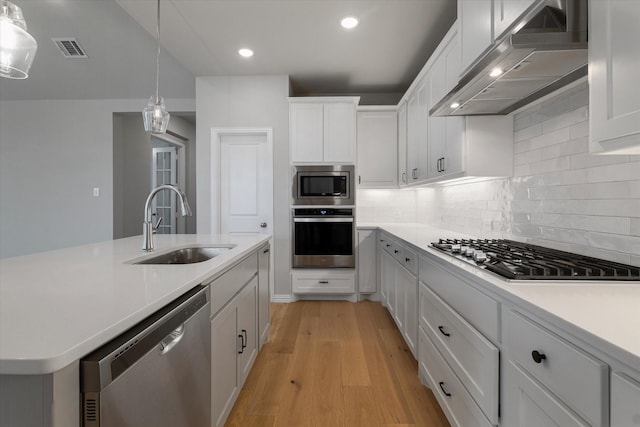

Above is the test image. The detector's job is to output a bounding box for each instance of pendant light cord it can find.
[155,0,161,100]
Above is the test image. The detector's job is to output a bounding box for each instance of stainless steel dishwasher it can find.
[80,285,210,427]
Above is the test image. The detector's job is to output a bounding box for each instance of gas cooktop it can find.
[431,239,640,281]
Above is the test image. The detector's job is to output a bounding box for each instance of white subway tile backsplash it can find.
[528,156,571,175]
[542,106,588,134]
[570,152,629,170]
[587,162,640,183]
[631,219,640,237]
[570,181,635,200]
[541,137,588,160]
[569,121,589,140]
[530,127,570,150]
[515,123,542,142]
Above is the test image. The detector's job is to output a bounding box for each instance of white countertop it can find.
[0,234,270,375]
[360,223,640,369]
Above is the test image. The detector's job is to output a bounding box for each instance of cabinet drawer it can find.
[292,271,355,294]
[504,310,608,426]
[210,253,258,317]
[419,254,499,342]
[418,326,493,427]
[398,245,418,276]
[611,372,640,427]
[420,283,499,425]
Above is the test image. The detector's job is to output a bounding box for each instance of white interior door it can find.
[215,129,273,235]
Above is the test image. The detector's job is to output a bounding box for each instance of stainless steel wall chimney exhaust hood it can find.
[431,0,588,117]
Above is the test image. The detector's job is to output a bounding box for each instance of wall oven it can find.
[292,208,355,268]
[292,165,354,205]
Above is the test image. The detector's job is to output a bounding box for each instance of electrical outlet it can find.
[93,187,100,197]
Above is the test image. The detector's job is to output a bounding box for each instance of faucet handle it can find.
[153,216,163,233]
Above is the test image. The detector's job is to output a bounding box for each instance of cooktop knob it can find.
[464,247,475,257]
[473,251,487,263]
[452,244,461,253]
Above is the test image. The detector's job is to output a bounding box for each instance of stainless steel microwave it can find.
[292,165,354,206]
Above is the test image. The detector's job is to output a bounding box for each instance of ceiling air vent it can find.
[52,38,88,58]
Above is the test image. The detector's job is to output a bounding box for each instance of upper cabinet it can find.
[458,0,494,74]
[589,0,640,154]
[397,102,408,186]
[356,107,398,188]
[406,76,430,184]
[289,97,359,164]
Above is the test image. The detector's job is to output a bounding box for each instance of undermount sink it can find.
[133,245,236,265]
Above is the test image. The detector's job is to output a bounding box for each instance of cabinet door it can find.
[290,103,324,162]
[397,102,408,186]
[211,301,239,427]
[403,270,418,357]
[589,0,640,154]
[459,0,493,73]
[324,103,356,163]
[381,250,395,313]
[236,278,258,386]
[356,110,398,188]
[357,229,377,293]
[394,263,411,336]
[257,245,270,347]
[407,78,430,183]
[504,361,590,427]
[611,372,640,427]
[494,0,538,39]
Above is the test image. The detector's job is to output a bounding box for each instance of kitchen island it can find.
[0,233,270,426]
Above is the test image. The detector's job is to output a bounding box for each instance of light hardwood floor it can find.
[225,300,451,427]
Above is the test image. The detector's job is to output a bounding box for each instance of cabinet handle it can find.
[241,329,247,349]
[439,381,452,397]
[438,326,450,337]
[238,334,244,354]
[402,172,406,183]
[319,280,329,284]
[394,250,399,254]
[263,248,270,254]
[531,350,546,364]
[441,157,446,172]
[405,257,411,263]
[386,244,391,247]
[359,175,361,184]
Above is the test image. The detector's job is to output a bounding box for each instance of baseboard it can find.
[271,294,294,303]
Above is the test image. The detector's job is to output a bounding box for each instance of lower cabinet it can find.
[292,269,356,294]
[257,244,271,347]
[357,229,377,294]
[211,277,258,427]
[610,372,640,427]
[502,309,608,427]
[419,326,493,427]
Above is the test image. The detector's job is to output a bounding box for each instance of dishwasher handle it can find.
[159,324,186,355]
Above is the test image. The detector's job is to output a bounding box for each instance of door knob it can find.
[260,222,267,228]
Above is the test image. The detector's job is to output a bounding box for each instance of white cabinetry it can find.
[406,76,430,184]
[610,372,640,427]
[589,0,640,154]
[502,309,608,427]
[357,229,377,294]
[493,0,539,39]
[458,0,493,74]
[397,101,408,186]
[292,270,356,294]
[356,108,398,188]
[378,232,418,357]
[257,244,270,347]
[289,97,359,163]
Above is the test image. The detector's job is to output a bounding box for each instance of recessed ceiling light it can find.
[450,102,461,109]
[489,67,503,77]
[340,16,359,29]
[238,48,254,58]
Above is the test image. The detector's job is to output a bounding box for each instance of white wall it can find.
[0,98,195,258]
[358,83,640,266]
[196,75,291,296]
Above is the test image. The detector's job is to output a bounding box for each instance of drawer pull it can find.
[405,257,411,263]
[438,381,452,397]
[318,280,329,284]
[531,350,547,364]
[386,244,391,247]
[394,250,399,254]
[438,326,451,337]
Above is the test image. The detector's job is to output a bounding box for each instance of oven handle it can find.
[293,218,354,223]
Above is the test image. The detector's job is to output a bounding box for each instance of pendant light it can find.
[142,0,170,134]
[0,0,38,79]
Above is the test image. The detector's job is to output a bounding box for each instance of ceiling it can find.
[0,0,456,104]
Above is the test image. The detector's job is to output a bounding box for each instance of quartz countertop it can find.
[359,223,640,370]
[0,234,270,375]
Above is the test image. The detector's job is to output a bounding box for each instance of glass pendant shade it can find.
[142,96,170,134]
[0,1,37,79]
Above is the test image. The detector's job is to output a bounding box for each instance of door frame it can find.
[150,133,187,233]
[210,127,273,234]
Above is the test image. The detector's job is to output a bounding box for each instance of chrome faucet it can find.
[142,184,192,252]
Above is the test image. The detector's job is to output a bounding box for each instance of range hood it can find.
[431,0,588,117]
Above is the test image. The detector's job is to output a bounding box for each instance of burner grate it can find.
[431,239,640,281]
